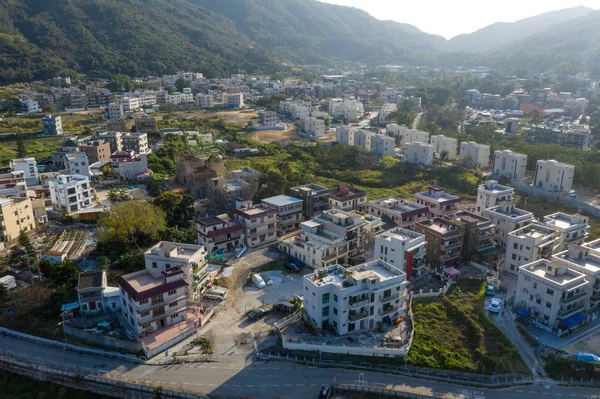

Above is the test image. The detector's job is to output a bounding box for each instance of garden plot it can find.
[49,229,95,260]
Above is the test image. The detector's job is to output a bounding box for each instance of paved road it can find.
[412,112,423,129]
[2,335,600,399]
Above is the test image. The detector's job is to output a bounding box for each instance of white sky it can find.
[319,0,598,39]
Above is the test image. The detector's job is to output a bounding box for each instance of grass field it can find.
[406,278,529,374]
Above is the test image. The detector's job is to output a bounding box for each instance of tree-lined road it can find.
[1,335,599,399]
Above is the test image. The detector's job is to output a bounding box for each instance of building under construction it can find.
[175,154,222,199]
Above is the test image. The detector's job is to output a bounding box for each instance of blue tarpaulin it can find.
[561,312,587,329]
[516,309,531,317]
[60,302,79,312]
[575,353,600,363]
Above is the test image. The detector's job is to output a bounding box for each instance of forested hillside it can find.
[0,0,277,83]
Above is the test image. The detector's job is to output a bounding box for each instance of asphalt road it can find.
[2,335,600,399]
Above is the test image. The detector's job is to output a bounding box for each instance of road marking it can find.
[555,395,563,396]
[516,390,524,393]
[246,385,254,387]
[273,385,279,387]
[296,384,304,387]
[284,384,292,387]
[194,383,203,386]
[260,385,267,387]
[233,385,241,387]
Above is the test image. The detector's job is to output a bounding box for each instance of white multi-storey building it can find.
[117,96,139,112]
[167,93,182,105]
[515,259,589,330]
[459,141,491,168]
[493,150,527,181]
[261,195,303,234]
[475,180,515,216]
[277,209,368,269]
[552,241,600,311]
[353,130,373,151]
[0,170,27,198]
[10,157,38,186]
[122,132,149,153]
[533,160,575,193]
[484,201,534,247]
[119,242,207,337]
[42,115,63,135]
[290,104,310,120]
[226,93,244,108]
[430,135,457,160]
[504,223,562,275]
[108,103,124,119]
[329,98,364,122]
[543,213,589,250]
[366,197,429,229]
[110,151,150,181]
[303,117,325,139]
[303,260,408,333]
[378,103,397,124]
[196,94,213,108]
[336,126,355,146]
[386,124,429,146]
[49,174,93,214]
[259,111,278,126]
[371,134,396,156]
[21,100,39,114]
[404,142,434,166]
[64,153,90,177]
[374,227,426,278]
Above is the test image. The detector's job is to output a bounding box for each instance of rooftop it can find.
[377,227,424,242]
[510,223,559,241]
[520,259,586,286]
[329,185,367,202]
[416,186,460,203]
[78,270,104,291]
[479,180,514,194]
[306,260,405,290]
[553,247,600,274]
[291,183,330,195]
[543,213,588,230]
[145,241,204,261]
[451,211,492,226]
[262,194,303,207]
[417,218,461,235]
[485,203,532,219]
[370,197,428,215]
[118,269,187,301]
[235,205,278,218]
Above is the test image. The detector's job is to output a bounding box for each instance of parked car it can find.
[252,273,266,289]
[203,289,227,301]
[485,285,495,296]
[287,262,300,272]
[489,298,501,313]
[247,307,270,320]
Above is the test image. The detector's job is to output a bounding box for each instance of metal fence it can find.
[0,327,145,363]
[257,352,535,388]
[0,352,207,398]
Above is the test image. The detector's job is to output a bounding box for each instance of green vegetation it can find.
[0,370,111,399]
[191,337,213,354]
[0,0,278,83]
[406,279,528,374]
[544,355,600,381]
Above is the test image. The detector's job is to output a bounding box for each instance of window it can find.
[546,289,554,296]
[152,262,157,268]
[545,302,552,309]
[168,289,177,296]
[333,307,338,315]
[333,294,338,302]
[169,301,179,308]
[322,307,329,317]
[322,293,330,304]
[165,263,171,269]
[141,311,150,317]
[536,298,541,305]
[513,243,518,249]
[511,254,517,260]
[533,283,537,289]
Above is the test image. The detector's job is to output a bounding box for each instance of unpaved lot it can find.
[248,126,302,144]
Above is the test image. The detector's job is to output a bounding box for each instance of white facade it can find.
[290,104,310,120]
[336,126,355,146]
[111,152,150,181]
[543,213,589,250]
[303,260,408,334]
[371,134,395,156]
[21,100,39,114]
[117,96,140,112]
[304,117,325,139]
[10,157,38,186]
[226,93,244,108]
[108,103,124,119]
[42,115,63,135]
[374,227,426,277]
[476,180,514,216]
[65,152,90,177]
[49,174,93,214]
[515,259,589,330]
[404,142,434,166]
[196,94,213,108]
[553,242,600,311]
[329,99,364,122]
[415,186,461,217]
[483,201,534,247]
[378,103,397,124]
[459,141,491,168]
[493,150,527,181]
[504,223,562,275]
[386,124,429,146]
[353,130,373,151]
[259,111,278,126]
[430,135,457,160]
[533,160,575,193]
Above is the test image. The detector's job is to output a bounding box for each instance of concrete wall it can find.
[512,181,600,218]
[64,324,142,353]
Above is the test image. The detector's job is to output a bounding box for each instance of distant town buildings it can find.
[533,160,575,193]
[42,115,63,136]
[404,142,434,166]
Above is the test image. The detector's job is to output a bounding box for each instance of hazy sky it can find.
[319,0,598,39]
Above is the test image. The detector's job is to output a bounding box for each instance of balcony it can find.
[348,311,369,321]
[441,241,461,251]
[560,291,587,305]
[378,305,399,316]
[558,302,585,317]
[348,298,370,309]
[379,291,401,302]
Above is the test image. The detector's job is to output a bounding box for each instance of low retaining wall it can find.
[337,384,436,398]
[281,339,409,357]
[63,325,142,353]
[512,181,600,218]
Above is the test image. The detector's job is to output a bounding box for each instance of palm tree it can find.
[107,188,118,201]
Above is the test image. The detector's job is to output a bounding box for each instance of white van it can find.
[252,274,266,289]
[204,289,227,301]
